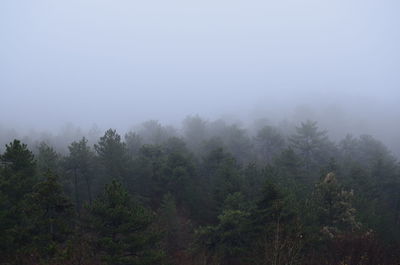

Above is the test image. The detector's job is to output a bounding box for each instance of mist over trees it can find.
[1,116,399,265]
[2,0,400,263]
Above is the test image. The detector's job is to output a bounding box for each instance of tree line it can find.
[0,118,399,265]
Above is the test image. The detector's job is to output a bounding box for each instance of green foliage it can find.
[195,182,302,265]
[1,118,400,265]
[242,163,264,201]
[36,141,60,175]
[222,192,249,212]
[125,131,143,158]
[249,181,303,265]
[27,172,74,260]
[313,172,361,238]
[252,181,294,235]
[195,209,251,265]
[87,180,164,265]
[221,124,253,164]
[0,140,38,263]
[202,148,243,218]
[182,115,207,152]
[65,137,96,211]
[138,120,175,145]
[132,144,167,206]
[95,129,130,185]
[255,125,286,164]
[163,149,195,203]
[0,140,36,196]
[158,193,180,255]
[290,121,336,176]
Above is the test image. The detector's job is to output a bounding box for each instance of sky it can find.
[1,0,400,149]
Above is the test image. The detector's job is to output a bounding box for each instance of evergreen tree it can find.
[158,193,180,256]
[195,201,251,265]
[201,148,243,219]
[222,124,253,164]
[290,121,335,175]
[87,180,163,265]
[0,140,36,195]
[27,172,74,261]
[242,163,264,201]
[250,181,302,265]
[125,131,143,158]
[163,149,195,206]
[36,142,60,175]
[313,172,361,238]
[182,115,208,153]
[254,125,285,164]
[65,137,96,212]
[95,129,129,184]
[132,144,166,206]
[138,120,175,145]
[0,140,38,263]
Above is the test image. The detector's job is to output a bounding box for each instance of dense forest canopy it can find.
[1,117,399,265]
[2,1,400,264]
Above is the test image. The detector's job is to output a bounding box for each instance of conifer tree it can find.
[255,125,285,164]
[36,142,60,175]
[0,140,37,263]
[250,181,302,265]
[313,172,361,238]
[87,180,163,265]
[290,121,334,175]
[95,129,129,184]
[27,172,74,260]
[158,193,180,256]
[65,137,96,211]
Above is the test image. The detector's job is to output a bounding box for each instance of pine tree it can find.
[202,148,243,216]
[27,172,74,261]
[0,140,38,263]
[158,193,180,256]
[290,121,334,175]
[313,172,361,238]
[255,125,285,164]
[250,181,302,265]
[65,137,96,212]
[125,131,143,158]
[87,180,163,265]
[194,205,251,265]
[95,129,129,184]
[36,142,60,175]
[0,140,36,199]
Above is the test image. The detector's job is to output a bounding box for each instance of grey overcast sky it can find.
[1,0,400,132]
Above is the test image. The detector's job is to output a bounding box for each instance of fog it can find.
[1,0,400,155]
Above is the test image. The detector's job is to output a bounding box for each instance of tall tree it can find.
[0,140,38,263]
[250,181,302,265]
[254,125,286,164]
[125,131,143,158]
[36,142,60,175]
[201,148,243,219]
[0,140,37,202]
[132,144,166,206]
[182,115,208,153]
[65,137,96,212]
[87,180,163,265]
[138,120,175,145]
[158,193,180,257]
[194,193,252,265]
[290,121,335,175]
[95,129,129,184]
[27,172,74,261]
[313,172,361,239]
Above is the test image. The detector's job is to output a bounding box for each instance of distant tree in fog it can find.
[254,125,285,164]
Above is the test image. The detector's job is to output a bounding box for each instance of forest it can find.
[0,116,399,265]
